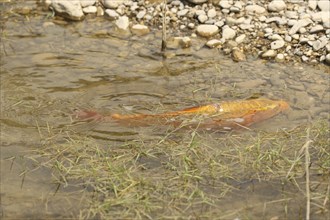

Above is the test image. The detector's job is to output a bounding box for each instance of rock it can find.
[271,40,285,50]
[207,8,217,18]
[177,9,189,17]
[236,79,267,89]
[198,14,208,23]
[222,26,236,40]
[268,0,286,12]
[206,39,222,48]
[188,23,195,29]
[265,17,287,25]
[245,5,266,14]
[288,18,313,35]
[261,50,277,58]
[312,37,328,51]
[51,0,84,21]
[186,0,208,4]
[309,24,324,33]
[131,24,149,36]
[136,11,146,19]
[115,16,129,30]
[219,0,232,9]
[294,91,315,109]
[235,34,246,44]
[318,1,330,11]
[82,6,97,13]
[196,25,219,37]
[80,0,95,8]
[105,9,119,20]
[167,37,192,49]
[308,0,317,10]
[231,48,246,62]
[325,53,330,65]
[102,0,126,9]
[302,55,309,62]
[275,53,285,62]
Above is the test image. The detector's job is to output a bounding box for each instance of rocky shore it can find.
[40,0,329,65]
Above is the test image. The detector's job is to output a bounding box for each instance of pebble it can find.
[131,24,150,36]
[191,0,209,4]
[268,0,287,12]
[231,48,246,62]
[275,53,285,62]
[136,11,146,19]
[115,16,129,30]
[105,9,119,20]
[261,49,277,58]
[219,0,232,9]
[51,0,84,21]
[206,39,222,48]
[198,14,208,23]
[236,79,267,89]
[102,0,125,9]
[325,54,330,65]
[80,0,96,8]
[245,5,266,14]
[196,25,219,37]
[271,40,285,50]
[235,34,246,44]
[289,18,313,35]
[309,24,324,33]
[178,9,189,17]
[207,8,217,18]
[318,1,330,11]
[82,6,97,14]
[222,26,236,40]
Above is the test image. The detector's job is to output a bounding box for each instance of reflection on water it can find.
[1,1,329,219]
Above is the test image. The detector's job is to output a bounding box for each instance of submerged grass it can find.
[26,119,329,219]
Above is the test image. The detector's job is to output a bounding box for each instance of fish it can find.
[74,98,289,130]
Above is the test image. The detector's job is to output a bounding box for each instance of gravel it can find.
[46,0,329,65]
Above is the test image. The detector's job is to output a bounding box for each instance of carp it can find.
[75,98,289,129]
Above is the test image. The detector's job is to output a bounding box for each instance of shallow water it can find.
[1,1,329,219]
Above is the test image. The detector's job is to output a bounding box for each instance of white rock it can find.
[195,10,206,16]
[188,23,195,29]
[299,27,307,34]
[206,39,222,48]
[207,8,217,18]
[196,24,219,37]
[308,0,317,10]
[80,0,96,8]
[115,16,129,30]
[222,26,236,40]
[105,9,119,19]
[265,17,287,25]
[271,40,285,49]
[82,6,97,13]
[288,18,313,35]
[302,55,309,62]
[268,0,286,12]
[198,14,208,23]
[219,0,232,9]
[245,5,266,14]
[215,20,225,27]
[312,38,328,51]
[285,35,292,42]
[286,11,298,19]
[235,34,246,44]
[136,11,146,19]
[51,0,84,21]
[177,9,189,17]
[268,34,283,41]
[309,24,324,33]
[102,0,126,9]
[131,24,149,36]
[318,1,330,11]
[186,0,208,4]
[275,53,285,61]
[261,49,277,58]
[325,53,330,65]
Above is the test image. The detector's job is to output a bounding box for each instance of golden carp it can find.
[75,98,289,129]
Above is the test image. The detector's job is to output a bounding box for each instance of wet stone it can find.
[293,91,315,109]
[51,0,85,21]
[235,79,267,89]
